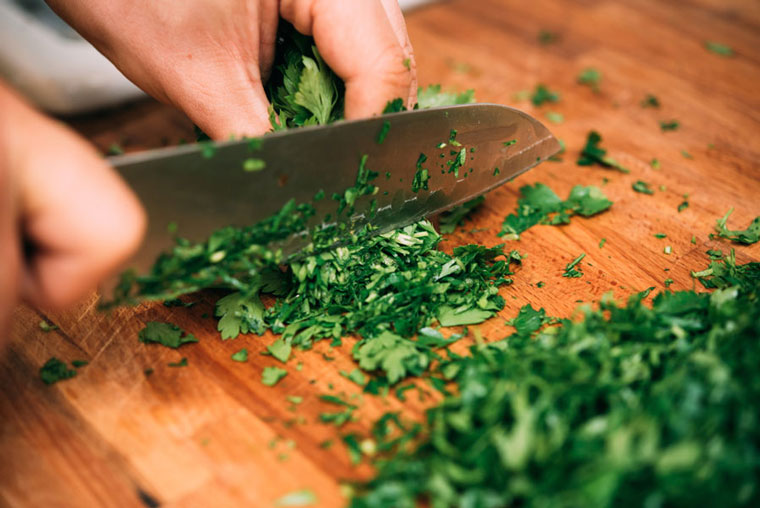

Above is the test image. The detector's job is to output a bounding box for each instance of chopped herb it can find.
[38,321,58,332]
[411,153,429,192]
[660,120,680,131]
[678,200,690,212]
[262,366,288,386]
[168,357,188,368]
[275,489,318,507]
[499,183,613,239]
[664,278,674,287]
[562,253,586,278]
[664,245,672,255]
[577,131,629,172]
[650,158,661,169]
[544,111,564,124]
[71,360,88,368]
[438,196,485,234]
[632,180,655,195]
[267,338,292,363]
[537,281,545,288]
[681,150,693,159]
[493,167,500,176]
[243,158,266,172]
[641,94,660,108]
[704,41,734,56]
[199,141,216,159]
[40,357,77,385]
[416,85,475,109]
[577,67,602,92]
[231,348,248,362]
[531,84,560,106]
[599,238,607,248]
[144,368,154,377]
[106,143,124,156]
[713,208,760,244]
[691,236,697,244]
[376,121,391,144]
[340,369,367,387]
[654,233,667,239]
[503,139,517,146]
[402,57,411,70]
[138,322,198,349]
[538,30,559,44]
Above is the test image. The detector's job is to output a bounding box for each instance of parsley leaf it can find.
[577,131,629,172]
[138,322,198,348]
[562,253,586,278]
[531,84,560,106]
[713,208,760,244]
[40,357,77,385]
[577,67,602,92]
[704,41,734,56]
[416,85,475,108]
[632,180,655,195]
[231,348,248,362]
[262,366,288,386]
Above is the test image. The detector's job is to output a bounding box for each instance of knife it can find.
[108,103,560,278]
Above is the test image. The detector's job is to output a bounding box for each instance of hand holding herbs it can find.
[47,1,417,138]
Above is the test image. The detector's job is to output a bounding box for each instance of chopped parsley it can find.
[704,41,734,56]
[713,208,760,244]
[577,131,629,172]
[168,358,188,368]
[38,321,58,332]
[681,150,693,159]
[274,489,317,507]
[562,253,586,278]
[376,121,391,144]
[660,120,680,131]
[138,322,198,348]
[641,94,660,108]
[544,111,564,124]
[231,348,248,362]
[538,30,559,44]
[531,84,560,106]
[650,158,661,169]
[262,366,288,386]
[499,183,613,239]
[599,238,607,248]
[242,158,266,172]
[678,200,689,212]
[577,67,602,92]
[654,233,667,239]
[411,153,429,192]
[632,180,655,195]
[40,357,77,385]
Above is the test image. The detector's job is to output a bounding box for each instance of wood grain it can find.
[3,0,759,506]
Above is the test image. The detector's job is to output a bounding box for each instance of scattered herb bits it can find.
[577,131,629,173]
[577,67,602,92]
[40,357,77,385]
[262,367,288,386]
[632,180,655,195]
[713,208,760,244]
[562,253,586,278]
[138,322,198,349]
[704,41,734,56]
[531,84,560,106]
[659,120,680,131]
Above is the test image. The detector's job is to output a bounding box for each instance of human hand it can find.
[47,0,417,140]
[0,82,145,332]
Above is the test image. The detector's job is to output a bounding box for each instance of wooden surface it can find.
[3,0,760,506]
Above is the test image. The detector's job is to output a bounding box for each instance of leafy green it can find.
[376,121,391,144]
[705,41,734,56]
[231,348,248,362]
[632,180,655,195]
[262,366,288,386]
[416,85,475,109]
[713,208,760,244]
[353,259,760,508]
[562,253,586,278]
[577,67,602,92]
[40,357,77,385]
[660,120,680,131]
[499,183,613,239]
[438,196,485,234]
[531,84,560,106]
[275,489,318,507]
[138,322,198,348]
[38,321,58,332]
[691,249,760,294]
[577,131,629,172]
[641,94,660,108]
[168,358,188,368]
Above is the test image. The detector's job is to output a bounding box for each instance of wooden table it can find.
[3,0,759,506]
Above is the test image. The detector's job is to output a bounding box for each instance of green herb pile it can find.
[352,253,760,507]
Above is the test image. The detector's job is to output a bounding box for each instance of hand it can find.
[0,82,145,332]
[47,0,418,140]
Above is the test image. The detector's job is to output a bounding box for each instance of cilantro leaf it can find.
[563,253,586,278]
[632,180,655,195]
[262,366,288,386]
[531,84,560,106]
[577,131,629,172]
[577,67,602,92]
[231,348,248,362]
[40,357,77,385]
[713,208,760,244]
[138,322,198,348]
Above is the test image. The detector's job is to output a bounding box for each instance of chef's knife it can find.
[108,103,560,277]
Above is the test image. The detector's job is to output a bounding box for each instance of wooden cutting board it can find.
[2,0,759,506]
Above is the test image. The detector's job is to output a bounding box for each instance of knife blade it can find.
[108,103,560,277]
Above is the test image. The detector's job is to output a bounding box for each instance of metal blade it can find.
[109,103,559,275]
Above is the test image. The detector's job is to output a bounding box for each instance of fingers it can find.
[378,0,418,108]
[280,0,415,119]
[0,83,146,309]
